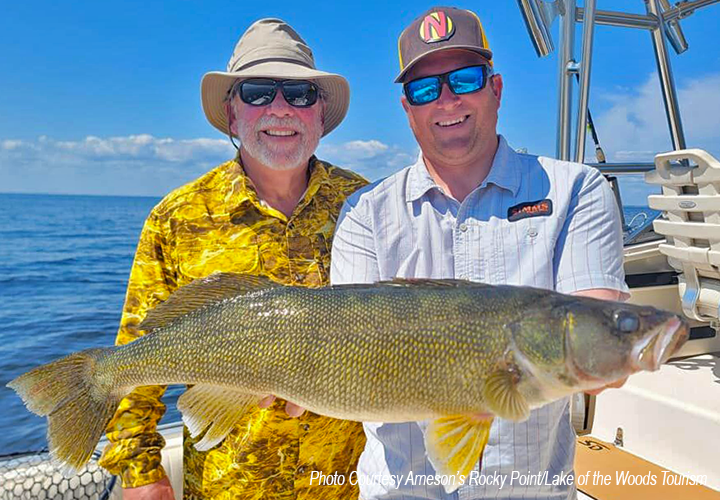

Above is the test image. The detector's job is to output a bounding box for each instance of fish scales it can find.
[7,273,689,492]
[109,284,528,419]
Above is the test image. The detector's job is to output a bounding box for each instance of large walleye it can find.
[8,273,688,492]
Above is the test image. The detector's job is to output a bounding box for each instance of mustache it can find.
[255,116,306,134]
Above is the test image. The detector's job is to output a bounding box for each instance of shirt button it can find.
[298,466,306,474]
[294,273,302,281]
[527,227,538,238]
[302,423,310,431]
[459,223,468,232]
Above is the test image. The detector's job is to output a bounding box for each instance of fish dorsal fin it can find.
[384,278,490,287]
[482,366,531,421]
[178,384,259,451]
[425,415,494,493]
[139,272,279,332]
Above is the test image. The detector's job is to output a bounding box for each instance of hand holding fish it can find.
[7,274,688,494]
[585,376,628,395]
[257,395,306,417]
[570,289,631,397]
[256,397,492,420]
[122,477,174,500]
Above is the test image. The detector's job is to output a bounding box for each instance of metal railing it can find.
[587,162,659,174]
[517,0,720,164]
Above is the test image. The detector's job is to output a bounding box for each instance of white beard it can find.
[238,114,323,171]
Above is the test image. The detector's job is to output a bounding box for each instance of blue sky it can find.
[1,0,719,202]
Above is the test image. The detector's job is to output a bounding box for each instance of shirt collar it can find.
[406,151,439,202]
[303,156,332,203]
[405,135,521,202]
[225,153,330,218]
[481,135,521,196]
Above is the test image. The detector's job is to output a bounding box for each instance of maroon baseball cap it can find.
[396,7,493,83]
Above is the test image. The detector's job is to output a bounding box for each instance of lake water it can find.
[0,192,658,455]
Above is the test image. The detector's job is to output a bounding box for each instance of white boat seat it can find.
[646,149,720,322]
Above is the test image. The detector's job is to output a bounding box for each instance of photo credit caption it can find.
[309,470,709,489]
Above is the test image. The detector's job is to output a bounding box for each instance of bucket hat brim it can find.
[201,61,349,138]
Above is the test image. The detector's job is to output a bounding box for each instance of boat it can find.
[0,424,183,499]
[518,0,720,498]
[2,1,720,498]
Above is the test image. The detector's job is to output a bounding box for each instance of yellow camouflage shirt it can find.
[98,155,368,499]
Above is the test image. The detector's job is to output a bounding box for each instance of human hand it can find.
[585,376,628,396]
[258,395,306,417]
[573,289,630,397]
[123,477,174,500]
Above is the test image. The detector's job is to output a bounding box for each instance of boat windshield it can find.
[616,175,663,245]
[623,205,662,245]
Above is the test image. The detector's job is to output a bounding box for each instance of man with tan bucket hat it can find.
[98,18,367,500]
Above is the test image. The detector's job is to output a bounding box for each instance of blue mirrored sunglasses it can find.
[403,65,493,106]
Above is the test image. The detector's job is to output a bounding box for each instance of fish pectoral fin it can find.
[482,367,531,421]
[139,273,280,331]
[424,415,493,494]
[177,384,258,451]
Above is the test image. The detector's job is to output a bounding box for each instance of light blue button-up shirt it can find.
[330,136,628,500]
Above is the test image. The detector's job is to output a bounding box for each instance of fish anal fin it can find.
[139,272,279,331]
[482,366,530,421]
[425,415,493,494]
[177,384,259,451]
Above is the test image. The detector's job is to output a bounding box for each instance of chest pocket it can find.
[285,232,331,285]
[486,219,552,287]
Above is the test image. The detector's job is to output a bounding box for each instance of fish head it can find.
[560,298,689,388]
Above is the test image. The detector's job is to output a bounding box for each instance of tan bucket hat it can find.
[201,18,349,138]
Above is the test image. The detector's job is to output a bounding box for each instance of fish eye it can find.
[614,311,640,333]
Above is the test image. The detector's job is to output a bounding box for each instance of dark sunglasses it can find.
[230,79,320,108]
[403,65,493,106]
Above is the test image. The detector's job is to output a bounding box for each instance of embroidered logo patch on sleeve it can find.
[507,199,553,222]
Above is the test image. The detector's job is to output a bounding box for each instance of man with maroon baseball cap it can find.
[331,6,629,499]
[395,7,493,83]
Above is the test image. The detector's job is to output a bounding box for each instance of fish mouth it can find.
[631,317,689,372]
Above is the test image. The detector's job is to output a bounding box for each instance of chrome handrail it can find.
[586,162,666,174]
[574,0,597,163]
[517,0,720,162]
[576,7,659,30]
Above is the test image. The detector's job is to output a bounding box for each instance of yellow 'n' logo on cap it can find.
[419,11,455,44]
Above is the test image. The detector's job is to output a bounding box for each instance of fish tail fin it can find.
[7,347,121,475]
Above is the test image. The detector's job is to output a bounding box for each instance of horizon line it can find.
[0,191,162,199]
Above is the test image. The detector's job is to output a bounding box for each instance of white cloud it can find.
[318,139,416,180]
[614,150,658,162]
[616,174,662,208]
[0,134,415,195]
[322,139,388,159]
[0,134,238,195]
[2,134,234,166]
[592,72,720,162]
[1,140,23,150]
